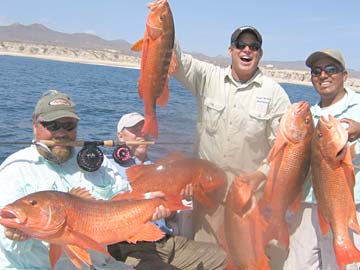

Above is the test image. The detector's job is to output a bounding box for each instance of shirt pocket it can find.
[244,110,270,142]
[203,97,225,134]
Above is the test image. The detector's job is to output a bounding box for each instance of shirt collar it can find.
[225,67,263,88]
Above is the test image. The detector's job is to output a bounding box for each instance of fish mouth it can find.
[0,209,26,226]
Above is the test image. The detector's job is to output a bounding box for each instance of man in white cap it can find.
[283,49,360,270]
[108,112,227,270]
[116,112,149,165]
[172,25,291,251]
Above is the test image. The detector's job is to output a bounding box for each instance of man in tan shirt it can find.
[173,26,291,248]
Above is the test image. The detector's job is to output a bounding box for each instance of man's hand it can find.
[4,227,30,241]
[180,184,193,202]
[341,118,360,142]
[151,205,171,221]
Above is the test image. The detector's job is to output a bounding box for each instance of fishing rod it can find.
[0,139,191,172]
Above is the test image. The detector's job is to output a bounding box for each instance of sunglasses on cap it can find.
[233,40,261,52]
[311,64,344,77]
[40,121,77,132]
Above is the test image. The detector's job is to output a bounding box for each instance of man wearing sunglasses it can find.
[172,26,291,247]
[283,49,360,270]
[0,90,174,270]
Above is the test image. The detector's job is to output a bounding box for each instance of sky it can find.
[1,0,360,70]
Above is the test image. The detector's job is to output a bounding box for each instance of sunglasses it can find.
[40,121,77,132]
[233,40,261,52]
[311,65,344,77]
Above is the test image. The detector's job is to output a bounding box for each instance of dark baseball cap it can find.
[230,26,262,46]
[32,90,80,122]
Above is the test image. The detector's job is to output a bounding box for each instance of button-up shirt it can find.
[173,41,291,187]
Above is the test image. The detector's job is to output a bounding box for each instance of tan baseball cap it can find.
[305,49,345,69]
[32,90,80,122]
[117,112,144,132]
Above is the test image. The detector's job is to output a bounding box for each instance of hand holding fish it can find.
[340,117,360,142]
[4,227,30,241]
[180,183,193,202]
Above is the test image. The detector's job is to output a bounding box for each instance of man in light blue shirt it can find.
[284,50,360,270]
[0,90,167,270]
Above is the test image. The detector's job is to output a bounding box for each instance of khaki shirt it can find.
[173,42,291,181]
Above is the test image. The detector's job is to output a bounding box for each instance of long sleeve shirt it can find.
[0,145,133,270]
[304,88,360,204]
[172,41,291,184]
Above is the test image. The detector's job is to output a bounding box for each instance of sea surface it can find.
[0,55,319,164]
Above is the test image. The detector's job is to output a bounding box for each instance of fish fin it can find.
[168,51,178,75]
[142,116,158,138]
[127,223,165,243]
[69,187,97,200]
[349,211,360,234]
[289,193,302,214]
[267,133,288,163]
[66,227,111,256]
[131,39,143,51]
[156,79,169,107]
[64,244,92,268]
[333,237,360,269]
[49,244,63,270]
[317,209,330,235]
[161,151,187,161]
[193,188,215,208]
[350,142,357,160]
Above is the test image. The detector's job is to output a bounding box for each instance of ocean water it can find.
[0,55,319,163]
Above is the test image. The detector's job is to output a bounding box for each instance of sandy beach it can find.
[1,47,359,91]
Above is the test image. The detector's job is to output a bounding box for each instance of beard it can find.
[37,139,73,164]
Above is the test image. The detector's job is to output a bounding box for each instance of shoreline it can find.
[1,50,359,91]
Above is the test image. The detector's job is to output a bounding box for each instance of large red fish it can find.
[311,115,360,269]
[260,101,314,248]
[116,152,226,208]
[131,0,176,138]
[221,178,269,270]
[0,188,187,270]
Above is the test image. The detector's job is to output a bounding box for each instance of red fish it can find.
[311,115,360,269]
[220,178,269,270]
[0,188,187,270]
[261,101,314,248]
[116,152,226,208]
[131,0,176,138]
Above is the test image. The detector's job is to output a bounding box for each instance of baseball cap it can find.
[117,112,144,132]
[305,49,345,69]
[32,90,80,122]
[230,26,262,46]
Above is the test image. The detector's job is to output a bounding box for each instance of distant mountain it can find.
[0,23,359,79]
[0,23,138,56]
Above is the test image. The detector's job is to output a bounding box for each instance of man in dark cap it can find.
[172,25,291,248]
[283,49,360,270]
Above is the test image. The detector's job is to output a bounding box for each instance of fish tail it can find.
[334,238,360,269]
[142,116,158,138]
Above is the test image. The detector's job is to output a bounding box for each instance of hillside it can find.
[0,23,359,90]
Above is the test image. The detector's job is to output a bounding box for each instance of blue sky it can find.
[1,0,360,70]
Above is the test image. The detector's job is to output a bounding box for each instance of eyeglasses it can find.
[311,65,344,77]
[233,40,261,52]
[40,121,77,132]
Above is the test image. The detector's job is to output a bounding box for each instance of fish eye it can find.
[305,119,310,124]
[28,199,37,206]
